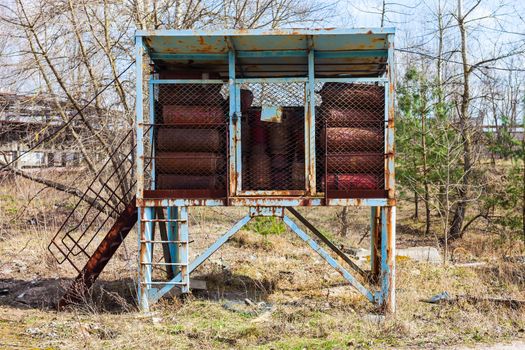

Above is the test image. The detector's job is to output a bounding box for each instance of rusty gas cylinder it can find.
[156,174,219,189]
[323,127,382,152]
[240,89,254,114]
[271,153,289,170]
[320,107,382,127]
[156,128,221,152]
[268,123,289,153]
[272,170,291,189]
[249,151,271,189]
[326,154,383,173]
[291,161,305,189]
[155,152,224,175]
[248,109,268,145]
[241,118,251,154]
[158,85,223,106]
[319,83,384,109]
[162,105,226,125]
[323,173,378,190]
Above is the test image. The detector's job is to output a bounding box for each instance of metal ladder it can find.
[139,206,190,303]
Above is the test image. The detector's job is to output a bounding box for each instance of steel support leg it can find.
[166,206,179,277]
[370,206,381,282]
[282,215,375,302]
[178,207,190,293]
[380,206,396,313]
[139,206,154,311]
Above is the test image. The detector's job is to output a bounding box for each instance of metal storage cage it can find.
[135,28,396,312]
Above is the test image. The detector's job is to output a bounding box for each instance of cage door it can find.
[238,82,307,195]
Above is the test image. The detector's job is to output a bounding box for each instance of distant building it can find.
[0,92,83,169]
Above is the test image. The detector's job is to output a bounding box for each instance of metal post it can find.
[135,35,144,199]
[178,206,190,293]
[148,80,156,190]
[166,206,179,276]
[370,206,381,281]
[380,206,396,313]
[306,37,316,194]
[228,50,240,195]
[385,33,395,199]
[139,206,153,311]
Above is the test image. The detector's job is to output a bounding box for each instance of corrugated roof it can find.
[137,28,395,78]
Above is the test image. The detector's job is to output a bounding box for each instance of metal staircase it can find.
[47,129,139,306]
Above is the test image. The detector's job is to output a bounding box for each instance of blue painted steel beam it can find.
[149,50,387,62]
[235,77,308,83]
[316,77,387,83]
[282,215,375,302]
[148,80,155,190]
[307,43,316,194]
[249,206,284,217]
[228,50,241,195]
[150,53,228,61]
[378,206,396,311]
[135,36,144,199]
[149,215,252,303]
[135,28,396,37]
[315,50,387,58]
[138,206,155,311]
[140,198,392,208]
[149,79,225,84]
[166,206,179,276]
[179,207,190,293]
[386,33,395,198]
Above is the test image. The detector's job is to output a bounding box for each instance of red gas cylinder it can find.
[326,153,383,173]
[271,153,289,170]
[156,128,222,152]
[272,170,291,189]
[323,127,382,152]
[291,161,305,189]
[324,174,378,190]
[249,152,271,189]
[157,174,219,189]
[158,85,223,106]
[155,152,224,175]
[240,89,254,114]
[249,110,267,144]
[268,124,289,153]
[162,105,225,125]
[321,107,382,127]
[319,83,384,109]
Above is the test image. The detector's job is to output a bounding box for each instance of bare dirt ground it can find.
[1,175,525,349]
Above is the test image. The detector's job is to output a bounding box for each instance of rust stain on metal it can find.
[59,197,138,308]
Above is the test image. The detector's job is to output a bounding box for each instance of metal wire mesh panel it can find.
[240,82,305,192]
[316,82,386,198]
[152,83,228,198]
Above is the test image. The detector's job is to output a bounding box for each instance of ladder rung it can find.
[141,262,188,266]
[140,240,188,244]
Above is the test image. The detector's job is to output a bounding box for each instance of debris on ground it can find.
[223,299,273,316]
[421,291,525,309]
[421,291,454,304]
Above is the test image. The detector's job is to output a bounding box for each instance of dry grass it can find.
[1,176,525,349]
